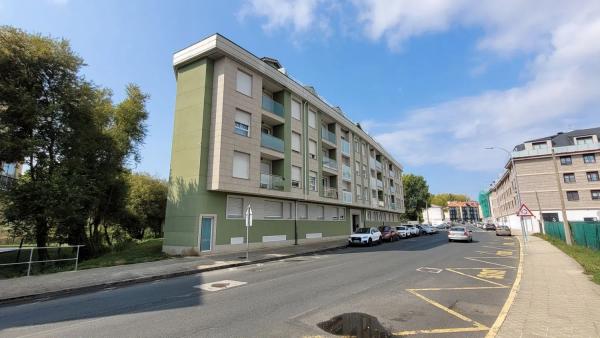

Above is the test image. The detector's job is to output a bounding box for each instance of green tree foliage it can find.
[429,193,470,207]
[121,173,168,240]
[0,27,150,257]
[402,174,430,221]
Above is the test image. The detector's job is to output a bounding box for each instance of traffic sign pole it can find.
[245,204,253,261]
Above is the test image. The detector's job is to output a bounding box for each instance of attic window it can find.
[576,136,593,145]
[532,142,548,150]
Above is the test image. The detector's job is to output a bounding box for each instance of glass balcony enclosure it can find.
[261,94,285,117]
[261,132,284,153]
[321,127,336,144]
[322,156,338,170]
[260,173,284,190]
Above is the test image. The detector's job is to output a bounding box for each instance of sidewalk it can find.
[497,234,600,338]
[0,239,347,305]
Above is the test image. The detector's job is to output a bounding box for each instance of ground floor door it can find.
[352,214,360,232]
[199,216,214,252]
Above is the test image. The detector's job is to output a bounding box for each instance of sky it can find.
[1,0,599,199]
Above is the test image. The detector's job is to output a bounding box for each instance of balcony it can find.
[342,191,352,203]
[370,177,377,188]
[260,173,284,191]
[321,127,336,145]
[323,187,338,199]
[378,200,385,207]
[342,164,352,181]
[389,170,395,178]
[261,95,285,118]
[390,186,396,193]
[376,179,383,189]
[261,132,284,153]
[390,202,397,210]
[375,160,382,171]
[341,139,351,156]
[322,156,338,171]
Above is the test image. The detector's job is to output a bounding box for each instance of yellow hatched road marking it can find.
[477,269,506,280]
[496,250,513,256]
[446,268,508,287]
[405,289,489,326]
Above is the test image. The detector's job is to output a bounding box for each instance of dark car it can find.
[485,224,496,231]
[378,226,399,242]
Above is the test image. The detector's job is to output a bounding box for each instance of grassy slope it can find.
[78,239,169,270]
[536,234,600,285]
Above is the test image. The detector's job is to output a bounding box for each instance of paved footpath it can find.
[497,234,600,338]
[0,239,346,304]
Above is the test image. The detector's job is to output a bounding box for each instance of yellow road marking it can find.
[395,326,489,336]
[405,289,489,326]
[503,242,515,246]
[481,245,517,252]
[446,268,507,287]
[477,269,506,280]
[485,237,524,338]
[465,257,517,268]
[495,250,513,256]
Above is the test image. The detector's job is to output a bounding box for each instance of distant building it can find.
[447,201,480,222]
[422,204,445,225]
[0,162,20,189]
[488,128,600,231]
[478,191,492,221]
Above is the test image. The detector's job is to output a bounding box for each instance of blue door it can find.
[200,217,213,252]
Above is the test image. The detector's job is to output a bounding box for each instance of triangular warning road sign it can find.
[516,203,534,217]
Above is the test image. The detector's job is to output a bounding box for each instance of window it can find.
[584,217,598,222]
[354,140,359,153]
[308,140,317,159]
[291,99,301,120]
[338,208,345,220]
[264,200,283,218]
[576,136,593,145]
[592,190,600,200]
[560,156,572,165]
[292,166,301,188]
[362,165,367,178]
[234,110,251,137]
[583,153,596,164]
[587,171,600,182]
[356,185,362,200]
[297,204,308,219]
[232,151,250,179]
[292,132,301,153]
[355,161,360,175]
[566,191,579,201]
[316,205,324,219]
[227,197,243,218]
[308,109,316,128]
[363,187,368,201]
[309,171,317,191]
[236,69,252,96]
[532,142,547,150]
[563,173,576,183]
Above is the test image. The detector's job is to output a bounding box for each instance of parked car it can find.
[485,224,497,231]
[421,225,437,234]
[448,226,473,242]
[378,226,399,242]
[495,225,511,236]
[406,225,420,237]
[394,225,410,238]
[348,227,382,246]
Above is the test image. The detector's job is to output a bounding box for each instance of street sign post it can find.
[245,204,253,261]
[516,203,533,245]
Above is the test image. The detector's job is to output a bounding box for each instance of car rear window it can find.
[451,227,465,231]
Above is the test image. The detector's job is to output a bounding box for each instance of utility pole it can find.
[426,200,431,224]
[535,190,544,234]
[551,149,573,245]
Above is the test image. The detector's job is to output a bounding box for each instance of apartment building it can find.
[163,34,405,255]
[488,128,600,231]
[447,201,480,222]
[0,162,20,189]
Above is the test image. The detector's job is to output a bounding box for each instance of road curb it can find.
[484,235,525,338]
[0,243,348,306]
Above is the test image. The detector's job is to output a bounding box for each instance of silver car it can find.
[448,226,473,242]
[495,225,511,236]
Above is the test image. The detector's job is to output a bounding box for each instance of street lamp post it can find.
[485,146,528,243]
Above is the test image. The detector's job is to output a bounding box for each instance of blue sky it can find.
[2,0,599,199]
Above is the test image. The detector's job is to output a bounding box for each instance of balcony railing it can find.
[378,200,385,207]
[261,95,285,117]
[342,165,352,181]
[341,139,350,156]
[261,132,284,153]
[322,156,338,171]
[376,179,383,189]
[321,127,336,144]
[323,187,338,199]
[260,173,284,191]
[375,160,382,171]
[342,191,352,203]
[390,202,397,210]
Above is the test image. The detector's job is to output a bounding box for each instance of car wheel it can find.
[368,239,373,247]
[448,239,452,242]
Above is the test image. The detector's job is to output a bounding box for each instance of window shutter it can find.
[264,200,283,218]
[233,151,250,179]
[297,204,308,219]
[309,140,316,157]
[236,70,252,96]
[308,110,316,128]
[292,132,301,152]
[235,110,251,126]
[227,197,243,218]
[292,100,301,120]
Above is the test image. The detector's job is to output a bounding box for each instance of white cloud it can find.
[241,0,600,174]
[239,0,325,33]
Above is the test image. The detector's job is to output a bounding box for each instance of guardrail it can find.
[0,245,84,276]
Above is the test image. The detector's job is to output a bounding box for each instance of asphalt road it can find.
[0,228,520,338]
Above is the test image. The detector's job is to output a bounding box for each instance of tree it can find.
[121,173,167,239]
[402,174,430,221]
[0,27,148,256]
[429,193,470,207]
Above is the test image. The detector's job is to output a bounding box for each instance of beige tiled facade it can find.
[489,133,600,229]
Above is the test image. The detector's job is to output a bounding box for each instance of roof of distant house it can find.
[514,127,600,151]
[447,201,479,207]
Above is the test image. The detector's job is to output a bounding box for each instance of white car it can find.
[407,225,420,237]
[448,226,473,242]
[394,225,410,238]
[421,225,437,234]
[348,227,382,246]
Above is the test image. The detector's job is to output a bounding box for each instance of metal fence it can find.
[0,245,83,277]
[544,221,600,250]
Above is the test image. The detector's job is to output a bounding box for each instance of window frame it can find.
[583,153,596,164]
[291,99,302,121]
[233,109,251,137]
[563,173,576,184]
[291,132,301,153]
[309,171,318,192]
[560,156,572,166]
[566,191,580,201]
[308,109,316,128]
[591,190,600,201]
[291,165,302,189]
[586,171,600,182]
[235,69,253,97]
